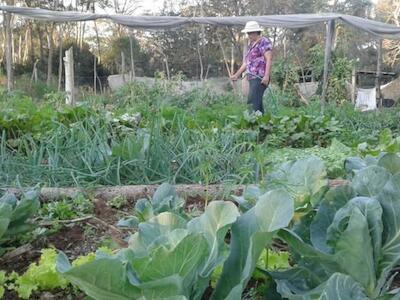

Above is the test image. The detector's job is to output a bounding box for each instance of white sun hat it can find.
[241,21,263,33]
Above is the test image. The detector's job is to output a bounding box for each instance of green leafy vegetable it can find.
[212,189,294,299]
[0,190,40,253]
[272,160,400,299]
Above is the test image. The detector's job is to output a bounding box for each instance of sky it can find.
[138,0,166,14]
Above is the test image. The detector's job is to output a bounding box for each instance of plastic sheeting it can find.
[1,6,400,39]
[356,88,377,111]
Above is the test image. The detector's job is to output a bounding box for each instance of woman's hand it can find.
[261,74,270,86]
[230,73,239,81]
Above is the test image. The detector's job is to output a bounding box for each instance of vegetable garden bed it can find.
[1,154,400,299]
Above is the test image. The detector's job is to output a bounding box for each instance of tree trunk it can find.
[4,11,13,91]
[36,24,45,68]
[23,26,29,63]
[46,23,55,86]
[18,34,22,64]
[29,22,35,63]
[197,37,204,81]
[93,20,102,63]
[58,25,63,91]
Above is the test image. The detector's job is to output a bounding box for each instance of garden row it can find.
[1,82,400,188]
[1,152,400,299]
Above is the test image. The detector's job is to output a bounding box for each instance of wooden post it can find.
[375,39,383,107]
[351,65,356,104]
[58,25,63,91]
[129,33,136,81]
[121,51,126,83]
[4,11,13,91]
[321,20,336,107]
[164,56,170,80]
[64,47,75,105]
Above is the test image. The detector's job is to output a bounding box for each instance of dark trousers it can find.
[247,78,267,114]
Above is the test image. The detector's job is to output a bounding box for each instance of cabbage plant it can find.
[271,153,400,299]
[57,185,294,299]
[0,190,40,255]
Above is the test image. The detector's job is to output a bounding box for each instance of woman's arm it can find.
[261,50,273,85]
[230,62,247,80]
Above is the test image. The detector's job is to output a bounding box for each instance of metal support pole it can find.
[321,20,336,107]
[375,39,383,107]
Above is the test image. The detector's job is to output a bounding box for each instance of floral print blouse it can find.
[245,37,273,80]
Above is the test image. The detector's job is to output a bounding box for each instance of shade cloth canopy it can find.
[1,5,400,39]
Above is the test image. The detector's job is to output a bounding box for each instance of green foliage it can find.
[0,190,40,254]
[266,139,354,178]
[357,128,400,156]
[13,248,69,299]
[259,250,290,271]
[2,247,112,299]
[212,190,293,299]
[39,194,93,221]
[1,82,400,188]
[265,156,328,208]
[326,56,354,104]
[234,110,343,148]
[234,156,328,211]
[0,270,6,298]
[117,183,184,228]
[56,187,294,299]
[270,154,400,299]
[308,44,325,81]
[271,57,299,92]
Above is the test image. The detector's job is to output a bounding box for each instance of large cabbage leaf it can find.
[276,273,370,300]
[310,185,355,253]
[376,173,400,295]
[352,166,391,197]
[212,189,294,300]
[265,156,328,207]
[326,197,382,295]
[57,253,141,300]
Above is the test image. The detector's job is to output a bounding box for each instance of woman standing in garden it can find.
[230,21,273,114]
